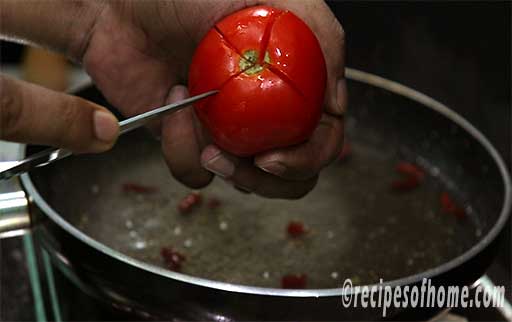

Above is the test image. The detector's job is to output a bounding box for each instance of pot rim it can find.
[20,68,512,297]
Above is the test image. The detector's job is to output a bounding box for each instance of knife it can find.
[0,90,218,180]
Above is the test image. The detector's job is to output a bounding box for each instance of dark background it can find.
[1,1,510,320]
[326,0,511,270]
[328,1,511,167]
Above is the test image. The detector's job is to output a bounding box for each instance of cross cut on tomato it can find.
[189,6,327,156]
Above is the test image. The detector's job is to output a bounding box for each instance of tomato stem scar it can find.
[240,50,270,75]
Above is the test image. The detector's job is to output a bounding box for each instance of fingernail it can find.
[93,111,118,142]
[258,162,287,176]
[166,85,189,104]
[202,150,235,178]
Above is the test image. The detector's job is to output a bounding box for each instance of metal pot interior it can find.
[26,69,510,290]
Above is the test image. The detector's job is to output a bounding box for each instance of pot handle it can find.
[0,190,31,238]
[0,142,31,238]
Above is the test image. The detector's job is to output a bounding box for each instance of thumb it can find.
[1,75,119,153]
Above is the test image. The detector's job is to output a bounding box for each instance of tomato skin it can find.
[198,69,317,155]
[266,11,326,108]
[189,6,326,156]
[188,29,243,93]
[216,6,282,57]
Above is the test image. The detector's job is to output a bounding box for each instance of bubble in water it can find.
[173,226,182,236]
[262,271,270,279]
[327,231,335,239]
[134,240,146,249]
[331,272,339,279]
[184,239,193,248]
[431,167,440,177]
[125,219,133,229]
[406,259,414,266]
[129,231,137,238]
[219,221,229,231]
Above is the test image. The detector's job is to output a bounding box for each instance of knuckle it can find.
[328,14,345,45]
[337,22,345,43]
[0,77,23,139]
[61,97,83,126]
[54,97,87,147]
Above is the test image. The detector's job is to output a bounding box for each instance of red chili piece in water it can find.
[281,274,307,289]
[160,247,186,272]
[391,176,421,191]
[207,197,221,209]
[121,183,158,194]
[337,141,352,162]
[391,162,425,191]
[396,162,425,179]
[440,192,466,219]
[177,192,202,214]
[287,220,307,238]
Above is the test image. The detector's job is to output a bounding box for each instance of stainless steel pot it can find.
[1,68,510,320]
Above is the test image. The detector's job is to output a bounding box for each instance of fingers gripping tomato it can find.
[189,6,327,156]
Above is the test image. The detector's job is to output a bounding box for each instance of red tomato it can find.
[189,6,326,156]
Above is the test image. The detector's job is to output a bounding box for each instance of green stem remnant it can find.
[239,50,270,75]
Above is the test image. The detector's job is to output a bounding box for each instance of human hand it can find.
[1,0,345,198]
[82,0,346,198]
[0,75,119,154]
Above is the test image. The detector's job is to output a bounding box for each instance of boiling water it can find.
[65,137,478,289]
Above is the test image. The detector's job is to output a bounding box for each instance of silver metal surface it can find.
[20,68,512,296]
[0,90,218,180]
[0,141,31,238]
[0,191,30,238]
